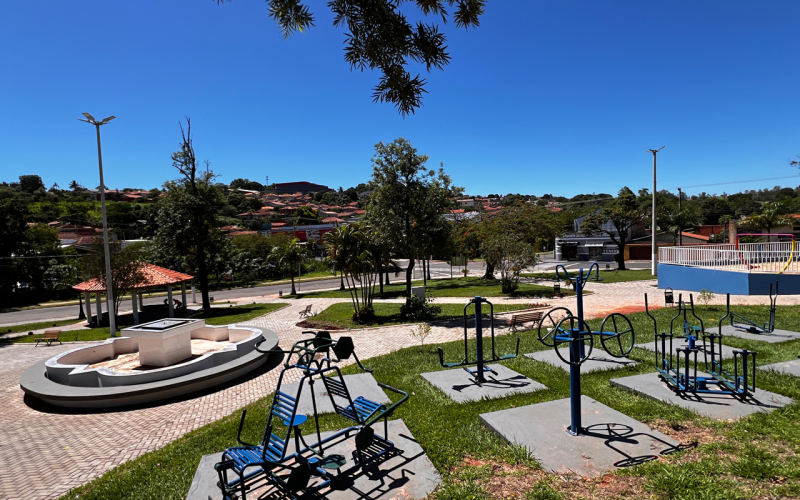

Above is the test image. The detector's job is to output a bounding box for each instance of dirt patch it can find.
[647,419,719,448]
[552,474,651,499]
[295,320,345,330]
[587,304,663,319]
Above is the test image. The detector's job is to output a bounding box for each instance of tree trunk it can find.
[378,265,384,296]
[197,235,211,311]
[616,243,627,271]
[422,258,427,286]
[483,262,495,279]
[405,258,415,300]
[385,266,390,285]
[339,269,345,291]
[290,269,296,295]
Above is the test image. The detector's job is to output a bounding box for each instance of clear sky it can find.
[2,0,799,197]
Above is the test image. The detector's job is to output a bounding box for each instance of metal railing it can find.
[659,245,800,274]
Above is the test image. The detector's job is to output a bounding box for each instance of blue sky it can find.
[2,0,799,197]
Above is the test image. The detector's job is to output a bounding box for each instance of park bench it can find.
[36,330,62,347]
[299,304,313,318]
[509,311,543,332]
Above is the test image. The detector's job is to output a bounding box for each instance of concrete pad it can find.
[420,364,546,403]
[610,372,793,420]
[281,373,391,415]
[706,324,800,344]
[186,419,440,500]
[525,349,637,373]
[634,340,738,360]
[759,359,800,377]
[479,396,680,477]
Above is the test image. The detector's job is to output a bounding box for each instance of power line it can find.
[666,175,799,191]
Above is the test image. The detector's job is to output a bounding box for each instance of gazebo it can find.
[73,263,195,325]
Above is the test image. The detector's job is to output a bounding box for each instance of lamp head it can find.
[100,116,116,125]
[82,112,96,122]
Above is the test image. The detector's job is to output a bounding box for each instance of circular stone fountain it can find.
[20,318,278,408]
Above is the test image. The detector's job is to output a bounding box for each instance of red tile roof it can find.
[73,263,193,292]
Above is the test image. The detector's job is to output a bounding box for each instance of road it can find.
[0,259,650,326]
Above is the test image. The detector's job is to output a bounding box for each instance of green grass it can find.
[293,277,574,299]
[2,303,289,344]
[0,318,84,336]
[303,302,531,329]
[61,302,800,499]
[187,302,289,325]
[523,269,656,283]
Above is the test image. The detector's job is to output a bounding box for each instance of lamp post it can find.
[647,147,665,276]
[79,113,117,336]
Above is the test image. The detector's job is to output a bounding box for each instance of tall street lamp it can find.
[646,146,665,276]
[79,113,118,336]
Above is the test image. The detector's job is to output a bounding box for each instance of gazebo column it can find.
[95,293,103,326]
[131,292,140,325]
[138,292,145,312]
[181,282,187,309]
[167,285,174,317]
[191,280,196,303]
[84,291,92,323]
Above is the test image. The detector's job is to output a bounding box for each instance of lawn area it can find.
[293,277,574,299]
[63,303,800,499]
[2,303,289,344]
[302,302,531,329]
[524,268,656,283]
[0,318,84,336]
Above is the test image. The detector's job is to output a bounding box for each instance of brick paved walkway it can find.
[2,281,799,500]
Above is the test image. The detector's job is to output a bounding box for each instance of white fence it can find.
[659,244,800,274]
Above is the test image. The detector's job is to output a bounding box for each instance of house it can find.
[456,198,476,208]
[554,213,645,262]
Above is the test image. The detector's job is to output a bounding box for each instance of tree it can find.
[744,202,793,241]
[217,0,485,115]
[84,238,146,318]
[659,205,702,245]
[324,223,380,319]
[19,175,44,193]
[580,187,646,271]
[270,237,308,295]
[151,119,226,310]
[480,234,538,293]
[364,138,460,301]
[69,180,84,192]
[230,178,265,192]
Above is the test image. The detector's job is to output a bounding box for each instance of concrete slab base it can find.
[186,419,440,500]
[479,396,680,477]
[610,372,793,420]
[634,340,738,360]
[707,324,800,344]
[420,364,546,403]
[759,359,800,377]
[525,349,637,373]
[280,373,391,415]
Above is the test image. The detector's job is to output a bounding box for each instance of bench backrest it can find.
[42,330,61,339]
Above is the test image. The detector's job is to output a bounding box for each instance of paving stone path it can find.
[2,280,799,500]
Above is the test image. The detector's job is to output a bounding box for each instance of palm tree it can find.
[270,238,307,295]
[660,206,702,246]
[323,226,347,291]
[745,202,793,242]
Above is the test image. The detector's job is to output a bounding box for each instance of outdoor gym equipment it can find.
[724,282,778,334]
[437,296,520,384]
[536,264,635,435]
[645,293,757,398]
[216,331,409,500]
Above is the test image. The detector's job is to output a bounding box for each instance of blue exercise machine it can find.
[536,264,635,435]
[437,296,520,384]
[214,331,409,500]
[645,293,757,397]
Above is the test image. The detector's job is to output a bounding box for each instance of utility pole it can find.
[677,187,683,247]
[647,147,665,276]
[79,113,117,335]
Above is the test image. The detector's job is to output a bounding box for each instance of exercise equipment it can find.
[535,264,635,435]
[724,282,778,334]
[645,293,757,398]
[216,331,409,500]
[437,296,520,384]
